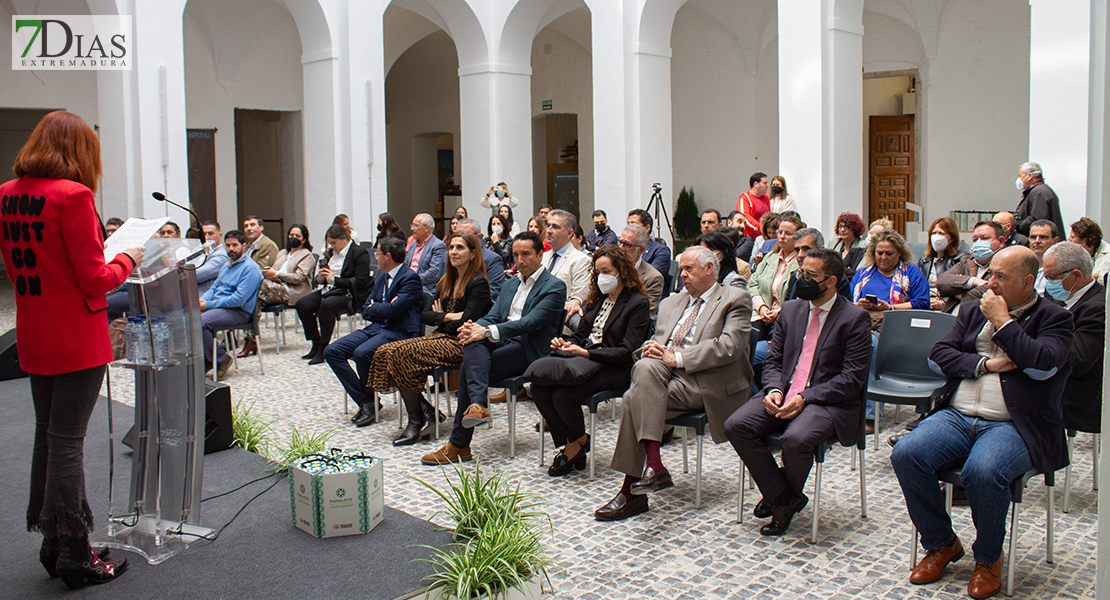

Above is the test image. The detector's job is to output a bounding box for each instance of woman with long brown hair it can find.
[374,212,407,247]
[0,111,138,586]
[368,232,492,445]
[526,245,652,476]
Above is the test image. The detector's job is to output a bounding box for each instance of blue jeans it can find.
[201,307,251,364]
[890,407,1034,564]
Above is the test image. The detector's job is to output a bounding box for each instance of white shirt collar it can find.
[519,265,546,285]
[1066,279,1098,310]
[811,293,837,313]
[552,241,573,256]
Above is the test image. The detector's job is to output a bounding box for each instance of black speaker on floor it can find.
[122,380,234,455]
[0,328,27,381]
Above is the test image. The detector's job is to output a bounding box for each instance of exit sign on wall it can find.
[542,100,552,111]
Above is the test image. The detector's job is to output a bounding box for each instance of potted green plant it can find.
[673,186,699,251]
[415,461,553,599]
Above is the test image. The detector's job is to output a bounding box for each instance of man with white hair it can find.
[594,245,753,521]
[404,213,447,296]
[565,223,663,318]
[1014,161,1064,239]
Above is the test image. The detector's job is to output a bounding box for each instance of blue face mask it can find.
[971,239,995,262]
[1045,277,1072,301]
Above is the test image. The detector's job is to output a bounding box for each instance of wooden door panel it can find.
[869,115,915,236]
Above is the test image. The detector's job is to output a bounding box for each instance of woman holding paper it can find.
[0,111,139,588]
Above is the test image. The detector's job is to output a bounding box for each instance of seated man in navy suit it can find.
[405,213,448,296]
[421,231,566,465]
[725,248,872,536]
[891,246,1072,600]
[324,236,423,427]
[455,217,505,299]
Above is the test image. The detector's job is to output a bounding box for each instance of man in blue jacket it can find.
[325,236,424,427]
[200,230,263,379]
[891,246,1072,599]
[421,231,566,465]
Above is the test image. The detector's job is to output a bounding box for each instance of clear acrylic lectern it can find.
[91,239,216,564]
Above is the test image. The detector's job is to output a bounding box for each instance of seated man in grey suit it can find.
[405,212,448,296]
[566,223,663,318]
[594,245,753,521]
[455,217,505,299]
[724,249,872,536]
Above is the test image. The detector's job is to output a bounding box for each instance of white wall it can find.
[385,30,460,222]
[671,3,775,218]
[531,23,593,218]
[183,2,304,231]
[923,0,1030,232]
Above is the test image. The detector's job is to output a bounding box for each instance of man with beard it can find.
[199,230,263,379]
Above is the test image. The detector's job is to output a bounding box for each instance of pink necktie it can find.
[786,307,823,400]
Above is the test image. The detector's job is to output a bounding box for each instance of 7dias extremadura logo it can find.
[12,16,132,70]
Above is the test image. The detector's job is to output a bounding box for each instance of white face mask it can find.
[1016,177,1025,191]
[930,233,949,253]
[491,225,503,236]
[597,273,620,295]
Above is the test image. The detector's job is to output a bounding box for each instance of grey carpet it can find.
[0,377,453,600]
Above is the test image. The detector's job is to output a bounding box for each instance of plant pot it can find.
[434,576,546,600]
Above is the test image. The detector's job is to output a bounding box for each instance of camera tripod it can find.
[644,183,676,244]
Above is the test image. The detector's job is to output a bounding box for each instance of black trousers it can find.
[449,338,529,448]
[28,365,106,537]
[531,367,630,448]
[295,290,352,343]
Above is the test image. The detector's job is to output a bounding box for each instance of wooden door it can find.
[869,115,915,236]
[187,129,217,226]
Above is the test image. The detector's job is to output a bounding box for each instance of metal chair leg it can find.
[211,334,218,383]
[1047,485,1054,564]
[681,427,689,473]
[1064,435,1074,513]
[257,338,265,374]
[737,462,745,523]
[860,447,867,518]
[694,433,703,509]
[874,402,882,450]
[589,412,597,480]
[1095,434,1101,491]
[911,524,918,569]
[1006,501,1019,597]
[811,462,822,543]
[539,419,545,467]
[508,384,516,459]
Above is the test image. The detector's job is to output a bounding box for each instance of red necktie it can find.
[786,307,823,400]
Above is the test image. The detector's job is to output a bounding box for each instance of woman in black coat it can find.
[527,245,652,476]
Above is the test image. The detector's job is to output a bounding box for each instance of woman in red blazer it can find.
[0,111,141,588]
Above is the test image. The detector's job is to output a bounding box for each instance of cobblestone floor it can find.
[0,280,1098,599]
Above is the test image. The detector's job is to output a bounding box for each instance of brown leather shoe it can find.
[910,535,965,585]
[968,555,1003,599]
[236,338,258,358]
[215,357,232,380]
[593,492,649,521]
[420,442,473,465]
[460,404,492,428]
[489,390,507,403]
[629,466,673,495]
[865,419,875,435]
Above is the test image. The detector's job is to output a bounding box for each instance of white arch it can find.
[499,0,589,67]
[387,0,488,70]
[383,7,442,76]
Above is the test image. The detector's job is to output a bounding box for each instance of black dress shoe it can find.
[594,493,649,521]
[419,405,447,437]
[630,466,673,495]
[393,421,428,446]
[753,498,773,519]
[548,448,587,476]
[660,427,675,445]
[301,343,320,360]
[307,351,326,365]
[353,409,378,427]
[760,493,809,536]
[350,405,371,424]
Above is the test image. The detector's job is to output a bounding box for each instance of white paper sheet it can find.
[103,216,170,262]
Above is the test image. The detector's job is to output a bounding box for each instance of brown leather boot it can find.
[968,555,1003,599]
[236,338,258,358]
[909,535,964,584]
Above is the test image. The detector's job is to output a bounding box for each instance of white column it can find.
[458,66,533,215]
[301,50,340,244]
[340,0,383,237]
[1029,0,1091,228]
[778,0,824,228]
[1088,0,1110,223]
[824,5,865,237]
[590,2,630,221]
[632,48,673,247]
[121,0,190,225]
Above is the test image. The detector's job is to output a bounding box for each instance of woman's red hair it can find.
[13,110,102,194]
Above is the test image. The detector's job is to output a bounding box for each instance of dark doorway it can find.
[187,128,217,224]
[234,109,302,248]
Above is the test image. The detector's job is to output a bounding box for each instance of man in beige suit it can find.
[542,209,592,304]
[594,245,753,520]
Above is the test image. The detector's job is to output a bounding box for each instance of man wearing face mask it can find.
[480,181,520,211]
[724,248,872,536]
[585,209,618,252]
[1042,242,1105,442]
[936,221,1005,314]
[1014,161,1064,239]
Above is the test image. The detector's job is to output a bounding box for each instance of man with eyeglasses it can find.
[566,223,663,320]
[404,213,447,296]
[725,248,871,537]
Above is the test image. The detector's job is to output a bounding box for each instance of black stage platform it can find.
[0,378,451,600]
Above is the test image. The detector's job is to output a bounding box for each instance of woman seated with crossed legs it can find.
[528,245,652,476]
[368,232,493,446]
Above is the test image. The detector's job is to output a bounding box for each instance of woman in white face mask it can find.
[918,216,967,310]
[525,245,652,477]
